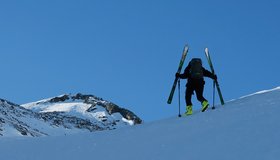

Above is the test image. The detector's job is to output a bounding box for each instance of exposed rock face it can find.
[72,93,142,124]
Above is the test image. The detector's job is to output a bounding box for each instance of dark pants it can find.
[185,79,207,106]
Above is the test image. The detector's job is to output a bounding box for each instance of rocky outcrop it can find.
[47,93,142,124]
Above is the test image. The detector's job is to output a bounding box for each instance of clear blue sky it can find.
[0,0,279,122]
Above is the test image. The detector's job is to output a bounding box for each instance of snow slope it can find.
[1,87,280,160]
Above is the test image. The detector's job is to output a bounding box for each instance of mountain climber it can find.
[176,58,217,115]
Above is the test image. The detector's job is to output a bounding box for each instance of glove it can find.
[213,74,217,80]
[175,73,181,78]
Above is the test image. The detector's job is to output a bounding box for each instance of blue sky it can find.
[0,0,279,122]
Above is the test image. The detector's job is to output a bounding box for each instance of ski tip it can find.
[205,48,209,53]
[184,44,189,50]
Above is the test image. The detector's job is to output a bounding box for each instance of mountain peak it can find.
[23,93,142,124]
[0,93,142,137]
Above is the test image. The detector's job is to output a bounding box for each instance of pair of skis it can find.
[167,45,224,107]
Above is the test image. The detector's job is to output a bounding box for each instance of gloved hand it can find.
[175,73,181,78]
[213,74,217,80]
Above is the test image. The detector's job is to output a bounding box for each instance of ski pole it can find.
[178,78,181,117]
[212,80,216,109]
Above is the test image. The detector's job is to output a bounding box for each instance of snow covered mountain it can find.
[1,87,280,160]
[0,93,142,137]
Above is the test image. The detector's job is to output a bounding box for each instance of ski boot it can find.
[201,100,209,112]
[185,105,193,116]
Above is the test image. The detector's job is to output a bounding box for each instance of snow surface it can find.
[1,87,280,160]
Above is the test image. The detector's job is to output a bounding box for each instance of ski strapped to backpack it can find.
[167,44,189,104]
[204,48,225,105]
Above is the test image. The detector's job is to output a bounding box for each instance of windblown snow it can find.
[1,87,280,160]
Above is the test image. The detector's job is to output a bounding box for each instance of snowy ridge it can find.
[0,93,142,137]
[0,99,47,137]
[240,86,280,99]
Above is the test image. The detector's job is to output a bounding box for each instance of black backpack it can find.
[189,58,203,79]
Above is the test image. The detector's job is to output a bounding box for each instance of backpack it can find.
[189,58,203,79]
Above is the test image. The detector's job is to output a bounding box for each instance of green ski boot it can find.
[201,101,209,112]
[185,105,193,116]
